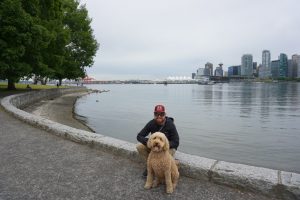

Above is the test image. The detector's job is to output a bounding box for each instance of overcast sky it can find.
[81,0,300,80]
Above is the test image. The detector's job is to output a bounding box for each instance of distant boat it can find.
[197,77,215,85]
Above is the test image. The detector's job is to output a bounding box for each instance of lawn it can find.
[0,83,67,90]
[0,83,69,98]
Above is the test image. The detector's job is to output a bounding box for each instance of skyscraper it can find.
[214,63,223,76]
[241,54,253,77]
[271,60,280,78]
[205,62,213,76]
[228,65,241,76]
[292,54,300,78]
[279,53,288,78]
[262,50,271,78]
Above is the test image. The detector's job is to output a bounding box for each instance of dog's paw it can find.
[144,183,152,190]
[152,180,159,188]
[166,187,174,194]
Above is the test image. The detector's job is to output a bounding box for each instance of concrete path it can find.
[0,94,275,200]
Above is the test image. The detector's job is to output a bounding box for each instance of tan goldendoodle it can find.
[144,132,179,193]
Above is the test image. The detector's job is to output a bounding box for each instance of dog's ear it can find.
[147,136,152,149]
[163,135,170,151]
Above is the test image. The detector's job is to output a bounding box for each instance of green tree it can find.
[0,0,33,90]
[38,0,69,85]
[60,0,99,84]
[21,0,53,85]
[0,0,99,89]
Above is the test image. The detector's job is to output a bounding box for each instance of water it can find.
[75,82,300,173]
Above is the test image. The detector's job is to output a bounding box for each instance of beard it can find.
[155,117,165,125]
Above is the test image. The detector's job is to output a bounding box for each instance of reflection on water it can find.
[76,82,300,173]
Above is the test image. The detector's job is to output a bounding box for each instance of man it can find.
[136,104,179,177]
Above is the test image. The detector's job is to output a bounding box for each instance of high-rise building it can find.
[292,54,300,78]
[241,54,253,77]
[288,59,293,78]
[253,62,258,77]
[205,62,213,76]
[279,53,288,78]
[196,68,205,77]
[271,60,280,78]
[214,63,224,76]
[195,67,210,79]
[192,73,196,79]
[228,65,241,76]
[262,50,271,78]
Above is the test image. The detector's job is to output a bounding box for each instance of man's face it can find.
[154,112,166,125]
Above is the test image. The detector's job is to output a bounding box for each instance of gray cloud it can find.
[81,0,300,80]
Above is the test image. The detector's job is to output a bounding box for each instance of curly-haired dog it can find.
[144,132,179,193]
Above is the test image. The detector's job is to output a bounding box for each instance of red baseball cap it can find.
[154,105,165,113]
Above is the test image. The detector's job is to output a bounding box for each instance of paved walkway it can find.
[0,94,276,200]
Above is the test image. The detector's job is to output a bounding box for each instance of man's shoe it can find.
[143,169,147,177]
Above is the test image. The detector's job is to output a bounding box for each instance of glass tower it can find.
[241,54,253,77]
[292,54,300,78]
[262,50,271,78]
[279,53,288,78]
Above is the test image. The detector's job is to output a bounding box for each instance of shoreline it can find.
[2,88,299,198]
[72,94,95,133]
[24,92,95,132]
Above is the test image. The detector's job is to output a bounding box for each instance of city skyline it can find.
[192,51,299,79]
[81,0,300,80]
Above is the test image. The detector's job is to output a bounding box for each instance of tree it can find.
[0,0,33,89]
[60,0,99,84]
[38,0,69,85]
[0,0,99,89]
[21,0,53,85]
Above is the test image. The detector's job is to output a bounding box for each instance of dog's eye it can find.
[159,138,163,141]
[153,137,156,140]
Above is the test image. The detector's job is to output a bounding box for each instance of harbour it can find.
[75,82,300,173]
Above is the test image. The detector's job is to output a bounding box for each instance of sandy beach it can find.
[24,92,94,132]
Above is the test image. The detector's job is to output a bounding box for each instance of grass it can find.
[0,83,68,96]
[0,83,68,89]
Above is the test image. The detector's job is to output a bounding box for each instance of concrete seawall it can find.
[1,88,299,199]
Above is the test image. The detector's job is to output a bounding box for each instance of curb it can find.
[1,89,299,199]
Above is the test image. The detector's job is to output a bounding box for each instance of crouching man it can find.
[136,104,179,177]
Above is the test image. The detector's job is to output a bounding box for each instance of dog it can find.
[144,132,179,193]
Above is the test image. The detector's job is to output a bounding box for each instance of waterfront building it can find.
[228,66,235,76]
[258,64,263,78]
[205,62,213,76]
[261,50,271,78]
[196,68,205,76]
[195,68,206,79]
[194,67,210,81]
[292,54,300,78]
[214,63,224,76]
[288,59,293,78]
[192,73,196,79]
[271,60,280,78]
[279,53,288,78]
[203,68,211,76]
[258,66,264,78]
[241,54,253,77]
[253,62,258,77]
[83,76,96,84]
[228,65,241,76]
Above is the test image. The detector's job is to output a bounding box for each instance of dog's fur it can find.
[144,132,179,193]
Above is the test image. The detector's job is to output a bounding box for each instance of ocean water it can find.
[75,82,300,173]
